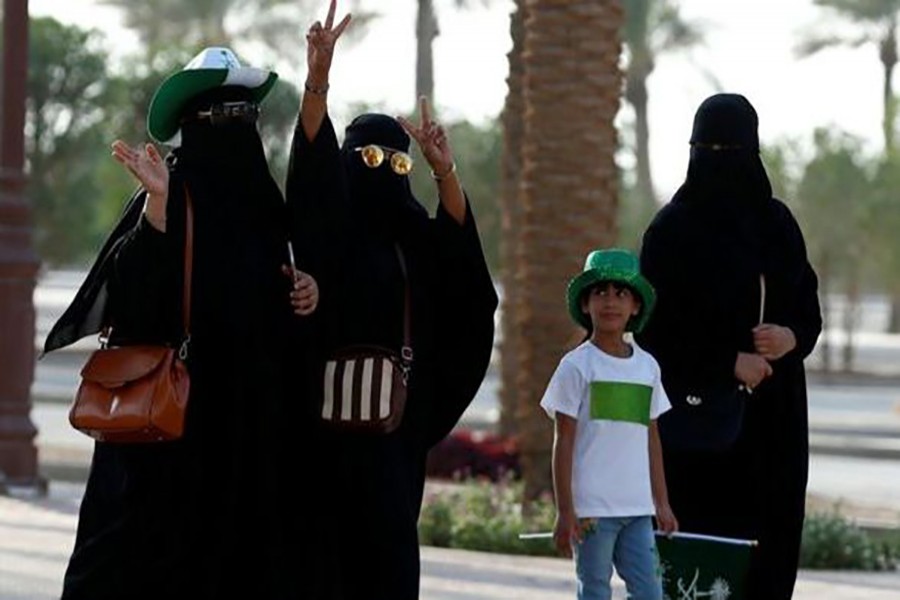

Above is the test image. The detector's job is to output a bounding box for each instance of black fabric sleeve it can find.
[285,113,349,288]
[422,198,499,448]
[636,214,739,392]
[106,191,182,347]
[777,206,823,361]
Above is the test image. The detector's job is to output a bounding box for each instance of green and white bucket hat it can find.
[147,47,278,145]
[566,248,656,333]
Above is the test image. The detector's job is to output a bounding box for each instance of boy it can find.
[540,248,678,600]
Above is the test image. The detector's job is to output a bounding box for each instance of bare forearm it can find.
[552,432,576,517]
[649,422,670,507]
[143,192,168,232]
[436,170,466,225]
[300,75,329,142]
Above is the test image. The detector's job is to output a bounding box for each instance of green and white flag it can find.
[656,532,756,600]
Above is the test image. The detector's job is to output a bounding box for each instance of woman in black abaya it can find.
[44,49,319,599]
[636,93,822,599]
[284,4,498,598]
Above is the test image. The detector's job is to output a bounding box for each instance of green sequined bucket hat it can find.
[566,248,656,333]
[147,47,278,144]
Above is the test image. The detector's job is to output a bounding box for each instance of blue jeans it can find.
[574,515,662,600]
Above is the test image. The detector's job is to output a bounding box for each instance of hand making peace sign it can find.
[306,0,351,82]
[398,96,455,179]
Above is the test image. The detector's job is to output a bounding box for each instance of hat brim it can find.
[147,67,278,143]
[566,269,656,333]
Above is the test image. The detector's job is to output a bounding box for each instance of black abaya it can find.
[45,103,315,599]
[286,114,498,600]
[637,141,822,599]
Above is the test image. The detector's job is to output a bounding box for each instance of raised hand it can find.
[398,96,455,178]
[111,140,168,196]
[306,0,351,84]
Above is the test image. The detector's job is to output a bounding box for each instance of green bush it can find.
[418,478,557,557]
[418,493,454,548]
[800,510,899,571]
[421,483,900,572]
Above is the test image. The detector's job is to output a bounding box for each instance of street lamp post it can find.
[0,0,44,493]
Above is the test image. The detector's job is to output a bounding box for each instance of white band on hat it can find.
[223,68,270,89]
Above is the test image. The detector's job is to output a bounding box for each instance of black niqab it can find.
[674,93,772,212]
[670,94,777,283]
[340,113,428,242]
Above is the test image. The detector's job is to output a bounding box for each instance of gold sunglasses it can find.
[354,144,414,176]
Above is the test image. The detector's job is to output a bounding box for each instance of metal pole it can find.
[0,0,45,493]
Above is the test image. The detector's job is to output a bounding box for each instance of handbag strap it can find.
[179,186,195,359]
[758,273,766,325]
[394,244,413,364]
[99,187,194,352]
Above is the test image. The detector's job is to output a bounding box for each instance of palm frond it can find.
[795,31,872,57]
[652,3,705,53]
[814,0,900,23]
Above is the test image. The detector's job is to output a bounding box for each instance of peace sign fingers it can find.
[306,0,351,77]
[324,0,337,29]
[419,95,433,131]
[398,97,454,177]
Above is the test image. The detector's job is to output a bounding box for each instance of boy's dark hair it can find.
[579,280,642,308]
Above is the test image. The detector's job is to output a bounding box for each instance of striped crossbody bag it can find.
[320,245,413,434]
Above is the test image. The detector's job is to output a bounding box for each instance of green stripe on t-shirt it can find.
[589,381,652,426]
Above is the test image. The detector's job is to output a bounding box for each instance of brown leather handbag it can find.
[320,245,412,434]
[69,190,194,443]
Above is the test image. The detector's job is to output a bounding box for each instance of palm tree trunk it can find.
[498,0,527,439]
[516,0,623,505]
[818,255,832,375]
[842,272,860,372]
[881,23,900,332]
[889,292,900,333]
[625,57,656,218]
[416,0,439,106]
[880,23,898,155]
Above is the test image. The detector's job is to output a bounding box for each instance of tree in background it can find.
[512,0,624,503]
[26,17,123,264]
[800,0,900,331]
[795,129,873,372]
[100,0,355,61]
[498,0,526,438]
[800,0,900,155]
[761,139,802,203]
[869,152,900,343]
[409,119,501,270]
[416,0,439,105]
[415,0,487,107]
[621,0,702,230]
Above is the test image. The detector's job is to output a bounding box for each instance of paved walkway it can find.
[2,483,898,600]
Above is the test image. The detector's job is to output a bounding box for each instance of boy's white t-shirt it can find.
[540,340,670,518]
